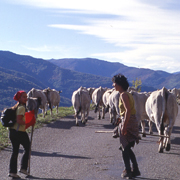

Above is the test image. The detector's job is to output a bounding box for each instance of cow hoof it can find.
[142,133,146,137]
[158,148,164,153]
[76,123,79,126]
[150,132,153,135]
[166,144,171,151]
[81,121,86,124]
[138,135,142,140]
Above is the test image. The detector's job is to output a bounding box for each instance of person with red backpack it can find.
[8,90,35,178]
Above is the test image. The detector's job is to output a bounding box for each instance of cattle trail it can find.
[0,108,180,180]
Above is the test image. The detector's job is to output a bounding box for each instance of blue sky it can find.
[0,0,180,73]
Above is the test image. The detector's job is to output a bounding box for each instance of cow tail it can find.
[105,105,109,113]
[94,98,101,113]
[160,87,168,135]
[94,91,103,113]
[77,90,82,116]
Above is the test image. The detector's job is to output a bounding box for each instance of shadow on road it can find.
[172,125,180,134]
[4,147,91,160]
[171,137,180,145]
[136,177,172,180]
[24,175,74,180]
[30,150,91,159]
[46,120,75,130]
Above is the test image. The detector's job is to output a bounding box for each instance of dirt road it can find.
[0,107,180,180]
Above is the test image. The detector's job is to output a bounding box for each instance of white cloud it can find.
[6,0,180,72]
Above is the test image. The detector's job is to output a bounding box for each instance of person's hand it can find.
[116,117,121,126]
[121,125,127,135]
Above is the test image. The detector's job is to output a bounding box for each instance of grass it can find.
[0,106,74,150]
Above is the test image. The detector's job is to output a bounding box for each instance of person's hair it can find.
[112,73,129,91]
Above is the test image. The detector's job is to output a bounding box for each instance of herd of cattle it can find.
[26,86,180,153]
[71,86,179,153]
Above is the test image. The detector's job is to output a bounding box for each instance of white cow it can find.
[92,86,107,119]
[102,88,114,112]
[130,91,151,137]
[43,87,61,116]
[145,87,178,153]
[27,88,47,118]
[72,87,91,126]
[171,88,180,98]
[108,90,120,125]
[128,87,138,92]
[102,88,115,122]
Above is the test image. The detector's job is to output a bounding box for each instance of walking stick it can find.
[95,130,168,138]
[27,125,34,174]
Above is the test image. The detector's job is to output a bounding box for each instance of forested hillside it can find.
[0,51,112,110]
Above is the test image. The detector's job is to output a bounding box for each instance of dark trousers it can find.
[9,129,30,173]
[122,141,138,171]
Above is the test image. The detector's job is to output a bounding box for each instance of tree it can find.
[132,78,142,92]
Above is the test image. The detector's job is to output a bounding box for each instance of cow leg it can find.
[158,137,164,153]
[98,107,101,120]
[112,110,116,125]
[85,106,90,122]
[164,136,170,151]
[164,126,172,151]
[148,121,153,134]
[102,106,105,119]
[42,108,45,118]
[141,120,146,137]
[158,123,165,153]
[75,114,79,126]
[109,109,113,123]
[56,105,58,114]
[81,111,86,124]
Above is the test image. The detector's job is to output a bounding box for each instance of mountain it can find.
[1,50,179,110]
[0,51,113,110]
[49,58,179,89]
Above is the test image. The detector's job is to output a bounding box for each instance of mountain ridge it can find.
[0,50,179,110]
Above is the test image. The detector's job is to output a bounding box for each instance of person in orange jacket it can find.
[8,90,35,178]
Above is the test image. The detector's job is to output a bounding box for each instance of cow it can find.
[171,88,180,98]
[26,97,41,118]
[92,86,107,119]
[128,87,138,92]
[27,88,47,118]
[72,87,91,126]
[145,87,178,153]
[102,88,116,122]
[87,87,95,100]
[108,90,120,125]
[130,91,152,137]
[43,87,61,116]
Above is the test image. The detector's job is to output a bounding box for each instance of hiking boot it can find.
[132,168,141,177]
[8,173,21,178]
[19,169,29,175]
[112,133,119,138]
[121,169,132,179]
